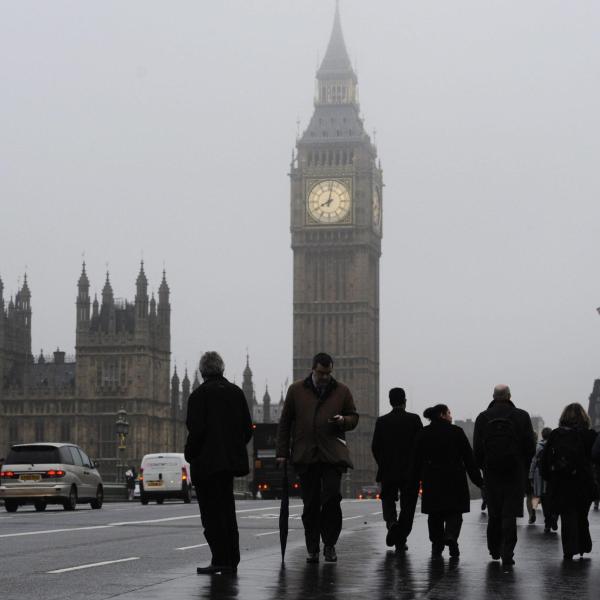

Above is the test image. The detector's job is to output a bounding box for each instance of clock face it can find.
[372,185,382,230]
[307,180,351,224]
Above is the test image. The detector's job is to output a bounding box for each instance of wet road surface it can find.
[2,499,600,598]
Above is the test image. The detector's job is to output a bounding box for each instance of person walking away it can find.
[540,403,597,560]
[185,351,253,575]
[371,387,422,552]
[528,427,556,532]
[412,404,483,558]
[473,384,536,568]
[592,434,600,510]
[525,432,538,524]
[276,352,359,564]
[125,467,135,501]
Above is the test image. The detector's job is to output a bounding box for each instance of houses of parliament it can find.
[0,265,278,481]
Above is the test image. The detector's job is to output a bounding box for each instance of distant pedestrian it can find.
[125,467,136,501]
[528,427,556,532]
[473,385,536,568]
[185,351,253,575]
[371,387,422,552]
[525,432,538,524]
[592,435,600,511]
[541,403,597,560]
[412,404,483,558]
[276,352,359,564]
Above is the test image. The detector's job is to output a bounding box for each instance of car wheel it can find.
[63,486,78,511]
[183,485,192,504]
[5,500,18,513]
[34,501,47,512]
[156,498,164,505]
[90,485,103,509]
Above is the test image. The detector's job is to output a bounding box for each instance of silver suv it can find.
[0,443,104,512]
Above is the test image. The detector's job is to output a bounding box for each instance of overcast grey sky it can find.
[1,0,599,426]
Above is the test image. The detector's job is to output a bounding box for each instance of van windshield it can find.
[6,446,61,464]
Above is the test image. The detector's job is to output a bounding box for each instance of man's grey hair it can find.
[199,351,225,378]
[493,384,511,401]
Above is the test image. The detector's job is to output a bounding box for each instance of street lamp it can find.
[115,409,129,483]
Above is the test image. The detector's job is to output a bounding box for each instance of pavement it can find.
[2,499,600,599]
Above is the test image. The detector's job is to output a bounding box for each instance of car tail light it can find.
[292,482,300,489]
[139,468,143,481]
[45,470,66,478]
[181,467,188,481]
[358,494,363,499]
[375,494,380,500]
[1,471,18,479]
[258,483,269,491]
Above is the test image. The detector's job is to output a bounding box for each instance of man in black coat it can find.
[371,388,423,551]
[185,351,253,575]
[473,384,535,568]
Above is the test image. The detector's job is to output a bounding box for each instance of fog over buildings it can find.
[1,1,599,427]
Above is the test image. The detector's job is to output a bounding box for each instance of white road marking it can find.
[0,504,304,539]
[256,530,288,537]
[370,511,382,515]
[176,543,209,551]
[342,515,363,521]
[47,557,139,574]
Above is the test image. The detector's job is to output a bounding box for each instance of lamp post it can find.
[115,409,129,483]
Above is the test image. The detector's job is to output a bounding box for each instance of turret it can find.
[92,294,99,319]
[0,274,4,312]
[100,272,115,333]
[263,384,271,423]
[76,262,91,331]
[242,353,256,411]
[182,368,191,415]
[135,261,149,322]
[171,366,180,409]
[19,274,32,356]
[192,370,201,391]
[157,270,170,348]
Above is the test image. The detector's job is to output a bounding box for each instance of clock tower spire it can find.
[290,2,382,493]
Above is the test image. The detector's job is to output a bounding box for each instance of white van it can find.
[139,453,192,505]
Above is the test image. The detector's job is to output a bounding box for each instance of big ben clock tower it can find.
[290,3,382,491]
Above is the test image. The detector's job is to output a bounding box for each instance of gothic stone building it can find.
[0,264,186,481]
[290,5,382,491]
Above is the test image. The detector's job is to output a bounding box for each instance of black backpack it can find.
[483,416,520,472]
[547,427,585,476]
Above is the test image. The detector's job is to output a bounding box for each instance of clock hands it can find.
[320,181,335,208]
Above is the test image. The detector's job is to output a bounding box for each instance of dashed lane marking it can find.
[342,515,363,521]
[176,543,209,551]
[0,504,304,539]
[370,511,382,515]
[47,557,140,574]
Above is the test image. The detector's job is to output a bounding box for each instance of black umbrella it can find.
[279,461,290,564]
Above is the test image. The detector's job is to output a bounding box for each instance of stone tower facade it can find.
[0,264,186,481]
[290,5,382,490]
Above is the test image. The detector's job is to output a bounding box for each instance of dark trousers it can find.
[380,479,418,541]
[560,500,592,556]
[195,473,240,567]
[298,463,342,552]
[487,515,517,560]
[427,511,463,544]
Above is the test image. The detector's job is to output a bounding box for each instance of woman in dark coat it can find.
[540,403,597,560]
[412,404,483,557]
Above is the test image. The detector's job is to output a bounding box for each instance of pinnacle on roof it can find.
[243,353,252,377]
[21,273,31,298]
[171,366,180,385]
[263,384,271,404]
[158,269,169,300]
[317,1,355,79]
[136,260,148,288]
[78,262,89,288]
[182,368,190,384]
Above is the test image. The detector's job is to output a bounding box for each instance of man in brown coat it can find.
[276,352,359,563]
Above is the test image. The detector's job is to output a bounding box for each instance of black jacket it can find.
[371,407,423,482]
[473,399,536,500]
[541,426,597,510]
[185,376,253,480]
[412,419,483,514]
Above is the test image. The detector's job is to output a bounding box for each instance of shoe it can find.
[490,552,501,561]
[395,543,408,554]
[544,526,551,533]
[563,554,573,561]
[323,545,337,562]
[481,501,487,512]
[385,523,398,547]
[551,518,558,532]
[431,542,444,557]
[196,565,237,575]
[528,514,536,525]
[306,552,319,564]
[502,557,515,568]
[448,542,460,558]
